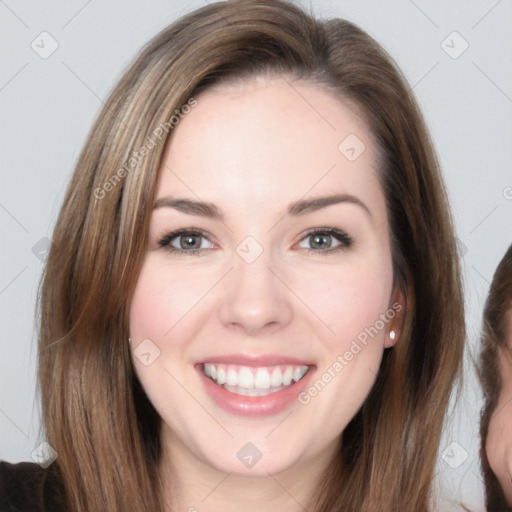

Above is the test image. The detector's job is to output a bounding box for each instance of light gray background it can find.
[1,1,511,510]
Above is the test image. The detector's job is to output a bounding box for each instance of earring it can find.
[389,330,396,340]
[128,337,131,344]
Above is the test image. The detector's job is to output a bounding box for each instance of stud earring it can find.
[389,330,396,340]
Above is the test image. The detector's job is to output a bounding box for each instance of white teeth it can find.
[202,363,310,391]
[238,367,254,388]
[226,368,238,386]
[254,369,270,389]
[293,366,304,382]
[270,367,282,387]
[283,367,293,386]
[223,383,287,397]
[216,367,227,385]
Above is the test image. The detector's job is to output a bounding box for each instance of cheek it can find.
[292,257,394,424]
[300,257,393,347]
[129,257,207,344]
[486,398,512,485]
[128,257,210,421]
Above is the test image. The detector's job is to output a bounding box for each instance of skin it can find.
[129,75,404,512]
[486,309,512,507]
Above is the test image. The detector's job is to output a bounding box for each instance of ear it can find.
[384,285,406,349]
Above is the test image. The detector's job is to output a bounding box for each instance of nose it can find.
[218,248,293,336]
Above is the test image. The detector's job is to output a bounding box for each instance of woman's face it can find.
[486,310,512,505]
[129,75,402,477]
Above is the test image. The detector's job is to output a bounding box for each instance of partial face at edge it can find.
[486,309,512,506]
[129,75,403,477]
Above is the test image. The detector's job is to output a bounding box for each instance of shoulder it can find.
[0,460,65,512]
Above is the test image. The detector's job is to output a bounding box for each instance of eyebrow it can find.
[153,193,372,221]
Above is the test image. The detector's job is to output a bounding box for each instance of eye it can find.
[296,227,353,255]
[157,227,354,256]
[157,229,214,255]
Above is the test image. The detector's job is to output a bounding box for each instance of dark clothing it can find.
[0,461,65,512]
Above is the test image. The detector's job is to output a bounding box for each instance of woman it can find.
[479,244,512,511]
[0,0,465,510]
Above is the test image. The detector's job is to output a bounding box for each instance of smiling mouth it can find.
[200,362,311,397]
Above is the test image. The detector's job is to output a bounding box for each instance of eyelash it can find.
[157,227,354,256]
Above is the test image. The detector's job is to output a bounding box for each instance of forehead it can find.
[156,76,384,221]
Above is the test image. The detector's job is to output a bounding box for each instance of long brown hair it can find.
[477,244,512,511]
[36,1,465,510]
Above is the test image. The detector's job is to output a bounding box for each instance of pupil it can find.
[312,234,330,248]
[181,235,198,249]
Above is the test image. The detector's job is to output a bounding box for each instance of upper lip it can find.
[196,354,315,368]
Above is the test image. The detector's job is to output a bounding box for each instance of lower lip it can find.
[196,364,316,417]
